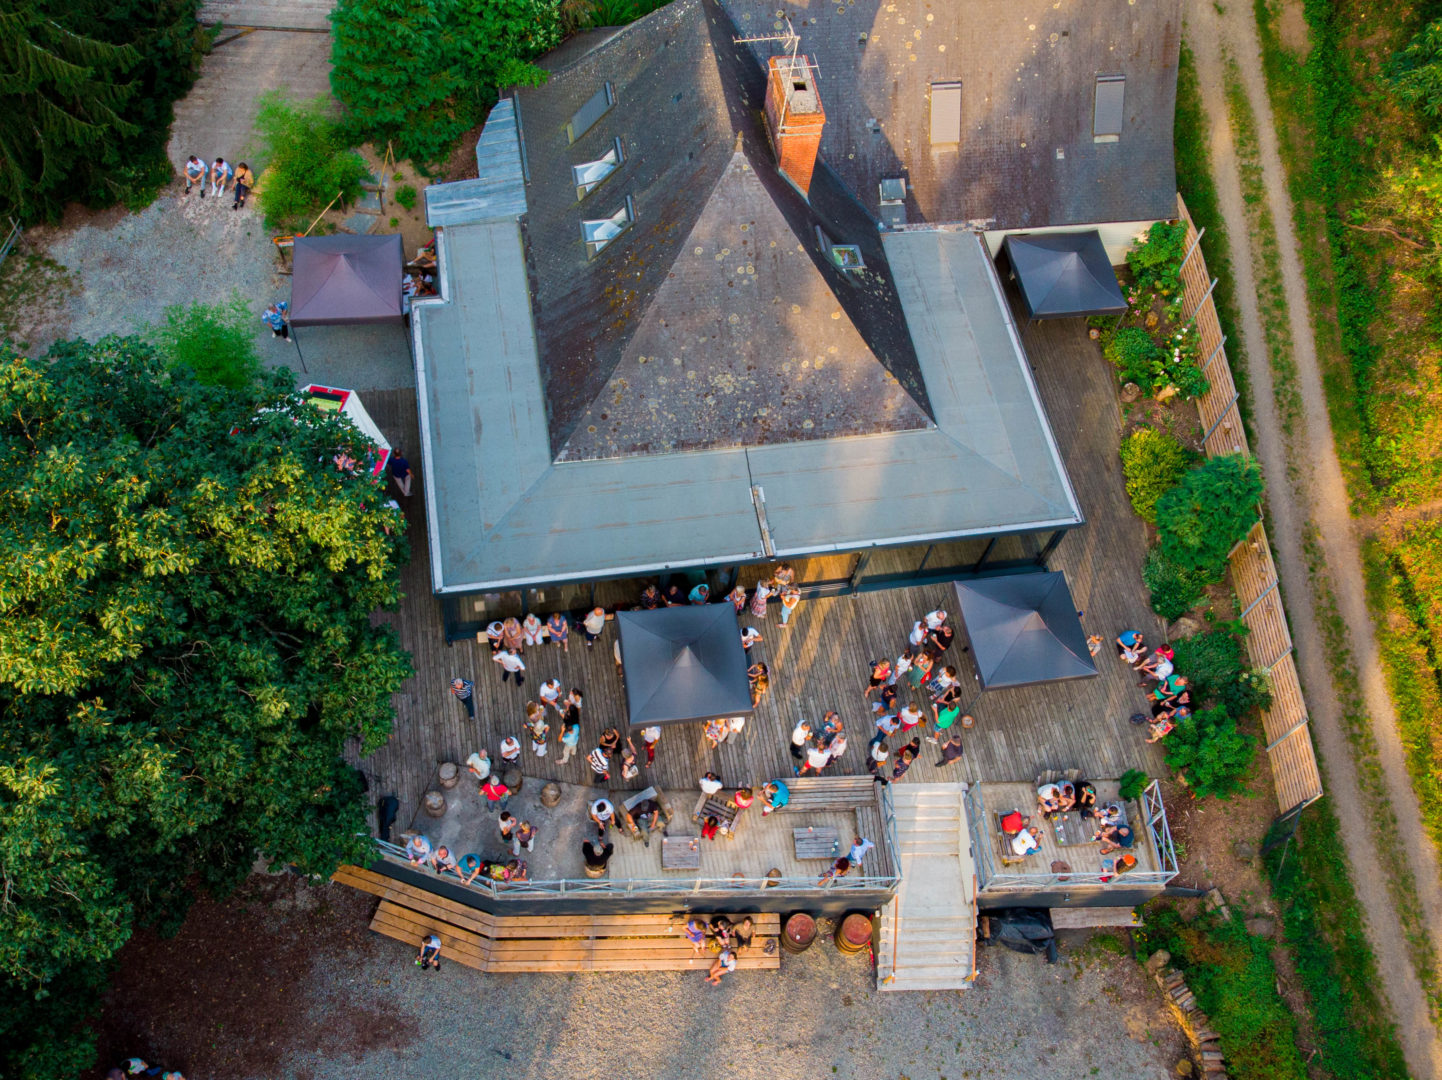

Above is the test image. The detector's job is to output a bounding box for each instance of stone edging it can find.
[1145,948,1229,1078]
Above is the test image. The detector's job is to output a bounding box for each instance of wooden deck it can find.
[353,317,1170,830]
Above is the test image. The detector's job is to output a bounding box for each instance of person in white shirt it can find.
[740,625,763,651]
[908,621,928,649]
[493,648,526,685]
[825,733,848,764]
[499,736,522,764]
[465,750,490,784]
[727,716,746,741]
[695,771,723,817]
[789,719,812,766]
[848,836,875,865]
[924,609,947,630]
[539,678,563,714]
[209,157,232,197]
[184,154,206,196]
[640,725,661,767]
[798,743,831,777]
[589,798,614,838]
[582,606,607,647]
[1011,827,1041,856]
[521,613,547,647]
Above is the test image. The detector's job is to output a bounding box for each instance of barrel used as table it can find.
[781,912,817,953]
[835,912,874,954]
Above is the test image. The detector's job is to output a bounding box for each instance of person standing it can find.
[727,584,747,613]
[557,712,581,764]
[209,156,232,198]
[499,735,522,766]
[493,647,526,685]
[747,661,770,707]
[897,702,925,737]
[891,738,922,781]
[740,625,763,652]
[527,709,549,757]
[695,770,723,818]
[619,737,640,781]
[868,739,890,779]
[639,724,661,767]
[934,731,965,767]
[184,154,207,196]
[908,650,934,690]
[789,719,812,766]
[261,300,290,340]
[539,677,563,715]
[797,741,831,777]
[231,161,254,209]
[587,744,611,785]
[481,774,510,814]
[512,820,537,856]
[583,606,607,647]
[465,749,490,784]
[824,731,848,768]
[388,449,413,497]
[778,584,801,626]
[771,562,796,589]
[749,580,773,618]
[864,658,892,699]
[449,677,475,719]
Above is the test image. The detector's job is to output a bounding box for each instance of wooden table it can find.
[793,826,841,860]
[661,836,701,870]
[1053,812,1094,847]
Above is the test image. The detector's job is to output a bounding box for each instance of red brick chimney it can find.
[763,55,825,198]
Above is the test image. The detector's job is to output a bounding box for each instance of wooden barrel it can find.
[835,912,873,954]
[781,912,817,953]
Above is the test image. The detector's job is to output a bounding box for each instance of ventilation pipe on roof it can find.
[762,54,825,199]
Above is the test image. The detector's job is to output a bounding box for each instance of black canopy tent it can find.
[616,606,754,729]
[952,572,1098,691]
[1000,230,1128,321]
[287,235,405,370]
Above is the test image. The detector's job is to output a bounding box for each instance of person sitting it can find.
[662,584,685,607]
[582,838,614,877]
[1151,673,1189,703]
[710,916,733,949]
[1073,781,1098,818]
[689,582,711,604]
[504,858,529,882]
[589,798,615,838]
[705,948,737,985]
[1096,823,1136,854]
[684,917,707,955]
[1147,714,1176,743]
[1138,643,1175,683]
[1096,801,1124,829]
[701,815,721,841]
[640,583,662,609]
[1010,826,1042,857]
[818,855,852,886]
[1036,783,1064,819]
[1116,630,1148,667]
[760,780,789,816]
[733,916,755,952]
[628,798,667,846]
[1057,781,1077,812]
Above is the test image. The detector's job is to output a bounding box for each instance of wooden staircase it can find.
[331,865,781,973]
[876,783,977,991]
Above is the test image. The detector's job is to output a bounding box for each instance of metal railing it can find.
[964,785,1178,890]
[374,838,901,899]
[0,217,21,269]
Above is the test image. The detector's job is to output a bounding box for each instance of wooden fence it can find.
[1174,193,1323,814]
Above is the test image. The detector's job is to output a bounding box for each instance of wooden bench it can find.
[769,775,879,813]
[337,867,783,974]
[1050,906,1144,930]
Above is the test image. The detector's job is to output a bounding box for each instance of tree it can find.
[1389,17,1442,121]
[330,0,560,166]
[1155,453,1264,582]
[0,0,205,222]
[1164,705,1256,799]
[148,293,262,388]
[252,92,371,230]
[0,337,411,1073]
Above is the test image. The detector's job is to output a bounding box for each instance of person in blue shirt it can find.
[261,300,289,340]
[760,779,789,816]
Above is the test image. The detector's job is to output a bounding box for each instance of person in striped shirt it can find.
[449,677,474,718]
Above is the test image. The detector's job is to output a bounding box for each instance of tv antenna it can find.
[733,16,801,62]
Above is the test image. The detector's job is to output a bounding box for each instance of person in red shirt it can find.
[481,775,510,814]
[701,815,721,841]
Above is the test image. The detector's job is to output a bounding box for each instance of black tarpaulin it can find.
[617,605,754,729]
[953,572,1098,690]
[1001,231,1128,320]
[291,234,404,326]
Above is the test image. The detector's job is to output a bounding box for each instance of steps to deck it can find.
[877,784,977,991]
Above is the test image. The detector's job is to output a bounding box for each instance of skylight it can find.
[567,82,615,144]
[573,138,624,201]
[1094,74,1125,142]
[581,196,635,259]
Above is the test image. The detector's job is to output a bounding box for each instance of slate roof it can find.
[514,0,931,458]
[720,0,1181,230]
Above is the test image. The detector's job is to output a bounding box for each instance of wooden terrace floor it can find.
[353,317,1172,828]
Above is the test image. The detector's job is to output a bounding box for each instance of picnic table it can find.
[1053,812,1093,847]
[697,795,742,832]
[793,825,841,860]
[661,836,701,870]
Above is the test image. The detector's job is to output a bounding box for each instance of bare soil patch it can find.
[83,875,418,1080]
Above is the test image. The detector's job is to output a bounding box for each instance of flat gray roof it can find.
[414,115,1080,594]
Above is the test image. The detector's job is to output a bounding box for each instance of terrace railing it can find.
[371,839,901,899]
[1175,193,1324,815]
[965,783,1178,890]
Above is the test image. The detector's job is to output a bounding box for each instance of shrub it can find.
[1171,626,1273,718]
[1120,428,1199,523]
[1155,454,1264,581]
[1105,327,1166,391]
[252,92,370,230]
[394,183,417,210]
[1164,705,1255,799]
[147,294,261,389]
[1143,548,1209,621]
[1118,768,1148,801]
[1126,220,1189,295]
[1389,17,1442,120]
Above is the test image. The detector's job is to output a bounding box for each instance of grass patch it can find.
[0,252,73,349]
[1266,797,1410,1079]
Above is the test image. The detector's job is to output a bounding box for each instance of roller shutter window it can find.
[930,81,962,145]
[1094,74,1125,142]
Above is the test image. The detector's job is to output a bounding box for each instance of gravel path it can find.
[1184,1,1442,1074]
[288,927,1180,1080]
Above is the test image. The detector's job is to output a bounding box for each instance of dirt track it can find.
[1184,1,1442,1074]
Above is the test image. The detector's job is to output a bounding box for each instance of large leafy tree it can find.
[330,0,560,165]
[1155,453,1264,582]
[0,337,410,1078]
[0,0,204,222]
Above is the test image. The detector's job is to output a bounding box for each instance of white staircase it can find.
[877,783,976,991]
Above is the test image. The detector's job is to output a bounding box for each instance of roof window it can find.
[929,81,962,145]
[815,225,864,271]
[573,138,624,201]
[1094,74,1125,142]
[567,82,615,144]
[582,195,634,259]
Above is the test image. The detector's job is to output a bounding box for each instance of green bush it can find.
[253,92,370,231]
[1389,17,1442,120]
[1120,428,1199,523]
[147,294,261,390]
[1164,705,1255,799]
[1126,220,1189,295]
[1156,454,1264,581]
[1171,626,1273,718]
[1118,768,1148,801]
[1137,907,1308,1080]
[1143,547,1209,621]
[1105,326,1166,391]
[394,183,417,210]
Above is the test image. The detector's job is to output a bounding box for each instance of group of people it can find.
[1115,631,1191,743]
[1003,781,1136,859]
[401,829,530,886]
[684,915,758,984]
[110,1060,186,1080]
[182,154,253,209]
